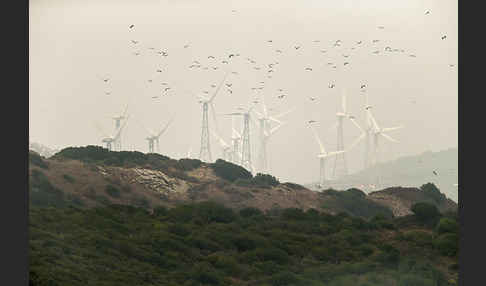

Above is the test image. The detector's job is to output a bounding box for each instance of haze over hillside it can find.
[310,148,458,202]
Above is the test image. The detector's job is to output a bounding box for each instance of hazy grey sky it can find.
[29,0,457,184]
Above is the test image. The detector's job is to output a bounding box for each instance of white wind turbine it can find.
[111,104,129,151]
[252,94,295,173]
[138,117,174,153]
[230,116,242,164]
[95,115,130,151]
[309,123,345,187]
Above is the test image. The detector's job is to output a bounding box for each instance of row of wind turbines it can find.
[94,73,403,188]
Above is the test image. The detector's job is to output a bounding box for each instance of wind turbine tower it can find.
[197,72,229,162]
[111,104,128,151]
[332,89,350,179]
[225,104,256,173]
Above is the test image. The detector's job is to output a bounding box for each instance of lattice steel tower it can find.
[241,113,252,171]
[199,102,212,162]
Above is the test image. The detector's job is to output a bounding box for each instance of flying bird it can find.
[373,50,380,54]
[356,41,362,44]
[385,47,392,51]
[152,96,159,99]
[329,83,335,88]
[103,78,109,82]
[184,44,190,48]
[378,26,385,29]
[276,49,283,53]
[343,62,349,66]
[133,52,140,56]
[131,40,139,44]
[129,24,134,29]
[229,54,235,58]
[268,40,273,43]
[213,67,219,70]
[208,56,215,59]
[433,170,438,176]
[156,69,162,73]
[211,84,217,88]
[372,39,380,43]
[222,60,228,64]
[308,120,317,123]
[309,97,316,101]
[409,54,416,57]
[441,35,447,40]
[105,91,111,95]
[164,87,170,92]
[305,67,313,71]
[360,84,366,89]
[227,89,233,94]
[449,64,455,67]
[294,46,300,50]
[425,10,430,15]
[148,79,153,83]
[343,54,349,58]
[321,50,327,53]
[277,94,286,99]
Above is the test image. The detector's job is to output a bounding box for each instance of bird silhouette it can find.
[357,41,362,44]
[152,96,159,99]
[449,64,455,67]
[133,52,140,56]
[309,97,316,101]
[425,11,430,15]
[361,84,366,89]
[208,56,215,59]
[305,67,312,71]
[378,26,385,29]
[227,89,232,94]
[222,60,228,64]
[164,87,170,92]
[226,83,232,87]
[131,40,139,44]
[343,54,349,58]
[385,47,392,51]
[409,54,416,57]
[129,24,134,29]
[308,120,317,123]
[184,44,190,48]
[211,84,217,88]
[105,91,111,95]
[103,78,109,82]
[343,62,349,66]
[213,67,218,70]
[441,35,447,40]
[433,171,438,176]
[329,84,335,88]
[373,51,380,54]
[156,69,162,73]
[268,40,273,43]
[372,39,380,43]
[229,54,235,58]
[321,50,327,53]
[277,94,286,99]
[276,49,283,53]
[294,46,300,50]
[148,79,153,83]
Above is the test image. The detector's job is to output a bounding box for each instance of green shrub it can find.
[62,174,75,183]
[105,185,121,198]
[420,183,446,204]
[436,218,458,235]
[239,207,263,218]
[411,202,440,224]
[210,159,252,182]
[252,173,280,187]
[434,233,458,256]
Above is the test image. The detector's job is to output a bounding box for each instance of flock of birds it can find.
[99,8,452,106]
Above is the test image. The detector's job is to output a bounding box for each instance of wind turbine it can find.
[111,104,129,151]
[253,94,294,174]
[309,123,345,187]
[95,115,130,151]
[330,88,354,179]
[197,72,229,162]
[224,103,258,173]
[138,117,174,153]
[367,108,404,186]
[230,116,242,164]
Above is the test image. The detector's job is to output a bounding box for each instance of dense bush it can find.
[420,183,447,204]
[252,173,280,187]
[321,189,394,219]
[411,202,441,224]
[105,185,121,198]
[436,217,458,235]
[434,233,458,257]
[210,159,252,182]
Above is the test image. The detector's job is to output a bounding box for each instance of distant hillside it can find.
[29,146,457,219]
[316,148,458,202]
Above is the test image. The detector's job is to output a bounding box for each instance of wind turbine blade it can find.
[261,93,268,117]
[209,71,229,102]
[157,117,174,138]
[270,122,285,135]
[347,133,365,152]
[310,125,326,154]
[382,126,404,132]
[268,116,283,125]
[380,133,399,143]
[94,121,109,138]
[349,118,364,133]
[368,111,380,131]
[273,107,295,119]
[253,109,263,119]
[134,117,155,136]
